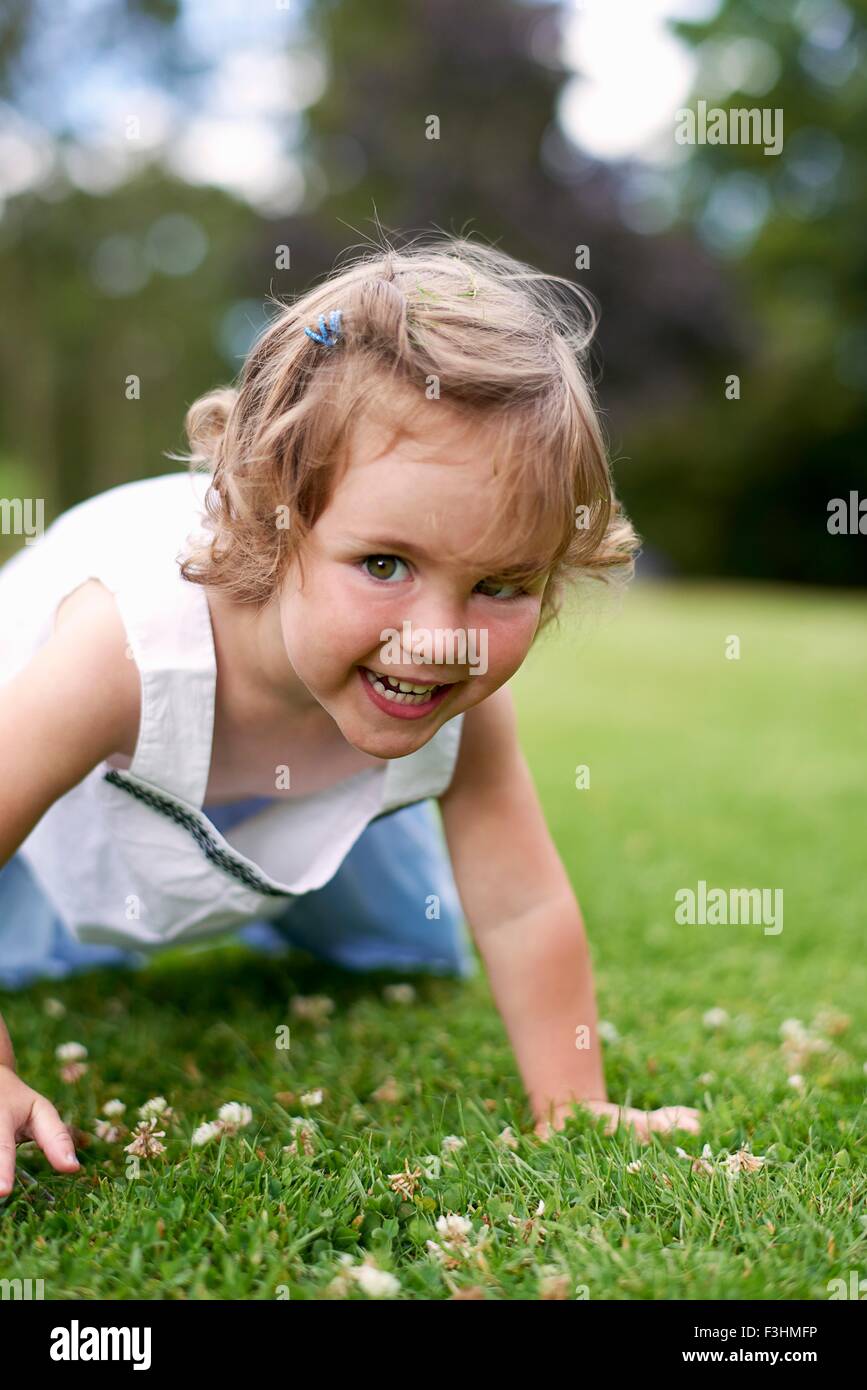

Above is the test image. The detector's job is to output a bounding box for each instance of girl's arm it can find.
[0,1014,15,1070]
[0,581,141,1195]
[439,685,700,1142]
[0,578,140,866]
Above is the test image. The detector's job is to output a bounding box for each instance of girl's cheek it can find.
[485,606,541,672]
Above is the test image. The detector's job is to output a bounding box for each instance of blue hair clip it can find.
[304,308,343,348]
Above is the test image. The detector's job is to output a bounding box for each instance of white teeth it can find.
[363,667,443,705]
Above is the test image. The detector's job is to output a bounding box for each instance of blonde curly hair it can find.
[175,232,639,633]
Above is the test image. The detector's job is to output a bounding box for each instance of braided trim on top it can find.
[103,770,292,898]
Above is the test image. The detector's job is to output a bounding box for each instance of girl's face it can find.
[277,408,552,759]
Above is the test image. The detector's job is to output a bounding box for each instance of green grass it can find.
[1,581,865,1300]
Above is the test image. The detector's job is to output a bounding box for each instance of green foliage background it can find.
[0,0,864,582]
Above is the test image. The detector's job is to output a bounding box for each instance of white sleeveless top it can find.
[0,472,464,951]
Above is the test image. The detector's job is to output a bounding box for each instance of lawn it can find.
[1,581,865,1300]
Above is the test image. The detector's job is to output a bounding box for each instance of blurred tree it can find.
[0,0,863,588]
[0,171,257,527]
[0,0,733,563]
[625,0,867,583]
[298,0,739,485]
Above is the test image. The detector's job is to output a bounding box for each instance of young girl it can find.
[0,236,699,1196]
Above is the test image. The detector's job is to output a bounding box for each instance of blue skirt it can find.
[0,799,475,990]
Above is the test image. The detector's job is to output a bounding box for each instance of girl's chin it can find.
[339,717,434,757]
[336,702,445,757]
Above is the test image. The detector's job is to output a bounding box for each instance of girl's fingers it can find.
[590,1105,652,1140]
[0,1119,17,1197]
[626,1112,653,1143]
[618,1107,701,1142]
[24,1096,80,1174]
[649,1106,701,1135]
[537,1102,702,1144]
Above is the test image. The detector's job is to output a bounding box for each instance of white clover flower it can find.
[139,1096,173,1122]
[441,1135,465,1154]
[94,1119,125,1143]
[288,1115,316,1134]
[788,1074,805,1091]
[779,1018,807,1041]
[725,1147,766,1179]
[290,995,335,1024]
[497,1126,519,1150]
[370,1076,400,1102]
[675,1143,715,1175]
[435,1212,473,1240]
[702,1008,729,1029]
[123,1119,166,1159]
[191,1121,223,1147]
[300,1089,323,1107]
[216,1102,253,1134]
[598,1020,620,1043]
[538,1267,571,1299]
[626,1159,642,1174]
[282,1116,317,1156]
[426,1211,488,1269]
[352,1263,400,1298]
[327,1256,400,1299]
[55,1042,87,1062]
[102,1099,126,1117]
[43,998,66,1019]
[383,984,416,1005]
[388,1161,422,1199]
[811,1008,850,1037]
[59,1062,88,1083]
[780,1016,833,1071]
[326,1257,356,1297]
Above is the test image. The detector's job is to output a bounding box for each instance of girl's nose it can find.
[381,603,467,671]
[397,585,467,638]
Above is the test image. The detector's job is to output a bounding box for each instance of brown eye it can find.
[363,555,408,582]
[474,577,522,599]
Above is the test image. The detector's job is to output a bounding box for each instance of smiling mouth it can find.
[360,666,457,707]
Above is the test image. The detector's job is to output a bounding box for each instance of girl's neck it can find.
[204,586,319,721]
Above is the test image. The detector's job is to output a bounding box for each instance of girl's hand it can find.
[535,1099,701,1144]
[0,1064,81,1197]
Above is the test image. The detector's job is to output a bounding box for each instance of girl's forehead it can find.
[337,452,496,506]
[337,420,537,515]
[322,398,566,569]
[324,479,561,576]
[347,391,509,467]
